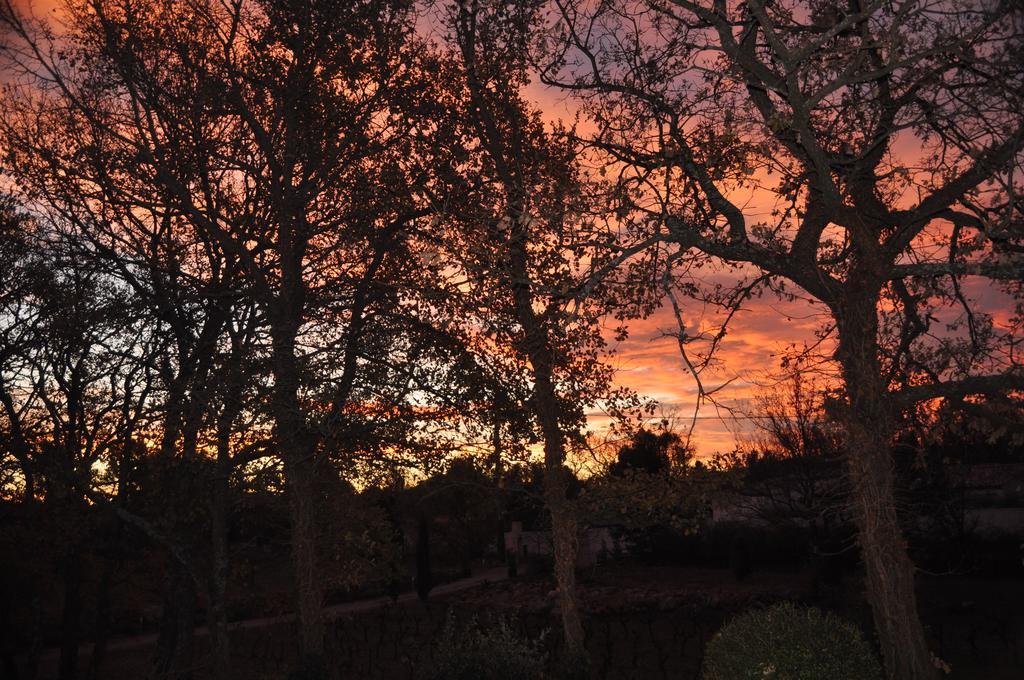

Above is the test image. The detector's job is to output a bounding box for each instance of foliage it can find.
[0,0,1018,677]
[702,603,882,680]
[919,397,1024,464]
[609,428,691,476]
[320,484,403,594]
[503,462,549,530]
[707,369,849,545]
[580,426,710,554]
[424,613,547,680]
[412,457,503,572]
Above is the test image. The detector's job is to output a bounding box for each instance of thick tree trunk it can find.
[282,454,325,668]
[270,330,325,669]
[88,444,131,680]
[529,350,586,663]
[19,508,42,680]
[1,554,23,680]
[545,475,585,663]
[152,390,202,680]
[835,295,937,680]
[24,590,42,680]
[86,555,114,680]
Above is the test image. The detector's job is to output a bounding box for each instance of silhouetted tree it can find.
[427,0,645,661]
[610,429,688,476]
[0,205,153,680]
[722,366,846,532]
[1,2,454,673]
[544,1,1024,676]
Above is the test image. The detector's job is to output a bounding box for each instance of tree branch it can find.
[892,371,1024,407]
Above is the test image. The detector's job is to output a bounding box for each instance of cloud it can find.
[604,290,831,456]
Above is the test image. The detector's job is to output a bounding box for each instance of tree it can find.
[706,368,850,584]
[543,1,1024,677]
[1,2,449,672]
[919,394,1024,465]
[425,0,645,661]
[0,204,154,680]
[720,365,847,533]
[610,427,688,476]
[581,423,706,566]
[413,457,502,577]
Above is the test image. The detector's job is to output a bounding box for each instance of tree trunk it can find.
[207,454,231,680]
[1,556,22,680]
[508,228,586,664]
[270,330,325,670]
[528,347,586,663]
[57,552,83,680]
[546,476,585,663]
[89,438,132,680]
[835,294,937,680]
[152,392,201,680]
[24,589,42,680]
[280,430,325,662]
[492,420,506,561]
[18,508,43,680]
[86,555,114,680]
[153,561,196,680]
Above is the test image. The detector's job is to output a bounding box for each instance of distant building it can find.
[504,521,627,569]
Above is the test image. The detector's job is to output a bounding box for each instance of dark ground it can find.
[19,562,1024,679]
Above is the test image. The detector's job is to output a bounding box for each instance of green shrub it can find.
[703,602,882,680]
[425,612,547,680]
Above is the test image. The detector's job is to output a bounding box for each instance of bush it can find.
[425,612,547,680]
[703,603,882,680]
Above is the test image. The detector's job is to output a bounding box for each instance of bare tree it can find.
[716,365,847,542]
[542,0,1024,677]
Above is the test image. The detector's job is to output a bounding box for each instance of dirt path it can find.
[33,565,509,664]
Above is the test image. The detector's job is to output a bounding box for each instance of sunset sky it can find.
[595,224,1015,456]
[526,78,1018,456]
[598,292,826,455]
[7,0,1013,458]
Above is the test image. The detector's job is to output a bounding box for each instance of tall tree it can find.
[0,0,447,671]
[543,1,1024,677]
[426,0,645,662]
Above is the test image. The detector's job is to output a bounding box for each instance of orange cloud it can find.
[600,290,831,457]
